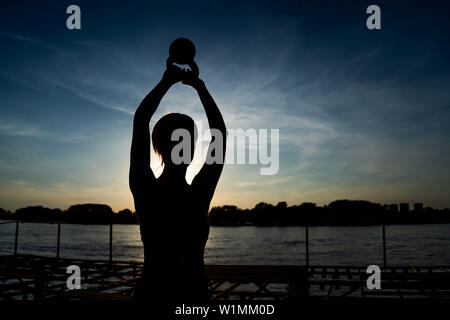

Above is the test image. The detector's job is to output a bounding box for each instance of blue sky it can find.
[1,0,450,211]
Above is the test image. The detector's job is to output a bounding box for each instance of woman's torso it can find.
[134,179,210,279]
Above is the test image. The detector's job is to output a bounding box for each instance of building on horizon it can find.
[399,203,410,214]
[413,203,424,212]
[389,204,399,214]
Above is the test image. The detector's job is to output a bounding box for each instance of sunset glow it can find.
[1,1,450,212]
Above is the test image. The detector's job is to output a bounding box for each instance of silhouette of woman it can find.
[129,61,226,303]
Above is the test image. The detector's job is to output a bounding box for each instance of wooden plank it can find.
[205,265,306,283]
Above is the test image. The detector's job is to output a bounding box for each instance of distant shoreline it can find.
[2,219,450,227]
[1,200,450,226]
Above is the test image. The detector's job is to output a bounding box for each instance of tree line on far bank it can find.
[0,200,449,226]
[0,204,136,224]
[208,201,450,226]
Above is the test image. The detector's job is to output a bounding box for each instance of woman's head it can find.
[152,113,197,167]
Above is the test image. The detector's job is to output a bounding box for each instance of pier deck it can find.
[1,254,450,301]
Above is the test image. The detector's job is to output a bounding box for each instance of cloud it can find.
[0,118,90,143]
[237,176,294,188]
[42,76,135,115]
[0,29,62,52]
[1,30,139,116]
[0,179,133,211]
[0,122,47,138]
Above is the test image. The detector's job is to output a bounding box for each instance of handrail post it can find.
[14,221,19,255]
[382,223,387,267]
[56,222,61,259]
[305,224,309,267]
[109,223,113,263]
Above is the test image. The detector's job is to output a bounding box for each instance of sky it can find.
[1,0,450,212]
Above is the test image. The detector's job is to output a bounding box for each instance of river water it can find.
[1,221,449,266]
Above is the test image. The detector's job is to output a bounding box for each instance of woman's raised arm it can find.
[129,66,188,194]
[187,78,227,205]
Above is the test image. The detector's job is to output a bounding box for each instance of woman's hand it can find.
[182,61,204,90]
[162,57,199,86]
[162,65,189,85]
[182,77,205,90]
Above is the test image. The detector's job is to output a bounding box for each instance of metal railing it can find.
[1,220,390,266]
[1,221,115,262]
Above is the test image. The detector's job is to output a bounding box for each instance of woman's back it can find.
[134,180,210,302]
[137,179,209,268]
